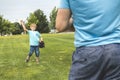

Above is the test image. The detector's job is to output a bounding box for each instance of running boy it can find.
[20,20,42,64]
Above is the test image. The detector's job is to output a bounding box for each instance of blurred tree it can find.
[12,22,23,35]
[0,15,3,35]
[27,9,50,33]
[34,9,50,33]
[2,20,12,34]
[49,7,57,29]
[27,13,38,26]
[0,15,15,35]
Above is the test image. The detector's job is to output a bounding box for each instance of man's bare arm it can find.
[55,9,74,32]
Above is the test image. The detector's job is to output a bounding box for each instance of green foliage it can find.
[34,9,50,33]
[27,9,50,33]
[0,15,15,35]
[2,20,12,34]
[49,7,58,29]
[27,13,38,26]
[0,33,74,80]
[0,7,59,34]
[12,22,23,35]
[0,15,22,35]
[0,15,4,35]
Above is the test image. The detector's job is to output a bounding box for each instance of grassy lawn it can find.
[0,33,75,80]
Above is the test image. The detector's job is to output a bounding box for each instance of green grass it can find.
[0,33,75,80]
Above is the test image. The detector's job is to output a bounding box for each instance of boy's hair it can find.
[30,23,37,27]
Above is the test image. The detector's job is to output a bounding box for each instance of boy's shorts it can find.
[69,43,120,80]
[29,46,40,57]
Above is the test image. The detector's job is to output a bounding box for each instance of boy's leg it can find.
[25,56,30,62]
[35,46,40,64]
[36,57,39,64]
[26,46,35,62]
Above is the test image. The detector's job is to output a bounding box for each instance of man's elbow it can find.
[56,23,65,32]
[56,25,62,32]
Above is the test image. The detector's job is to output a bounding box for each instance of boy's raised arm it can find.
[20,20,28,31]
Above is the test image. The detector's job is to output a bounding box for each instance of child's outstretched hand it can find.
[20,20,27,31]
[20,20,24,24]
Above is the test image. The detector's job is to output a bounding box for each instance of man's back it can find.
[60,0,120,47]
[56,0,120,80]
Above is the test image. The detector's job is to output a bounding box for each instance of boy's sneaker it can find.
[36,57,39,64]
[25,59,29,63]
[25,56,30,63]
[36,61,39,64]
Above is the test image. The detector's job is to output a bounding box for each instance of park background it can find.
[0,0,75,80]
